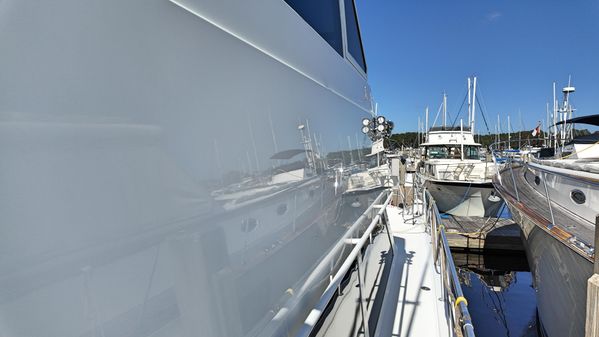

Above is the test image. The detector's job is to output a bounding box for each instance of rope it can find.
[450,92,469,128]
[476,95,491,134]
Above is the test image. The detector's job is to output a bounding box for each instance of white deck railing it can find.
[295,177,476,337]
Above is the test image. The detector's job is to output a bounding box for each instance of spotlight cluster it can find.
[361,115,394,141]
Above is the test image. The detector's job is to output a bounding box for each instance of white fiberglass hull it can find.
[0,1,375,336]
[425,180,503,217]
[525,162,599,226]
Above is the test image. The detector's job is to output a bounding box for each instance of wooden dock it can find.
[442,215,524,252]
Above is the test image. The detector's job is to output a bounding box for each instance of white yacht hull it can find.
[425,180,503,217]
[525,162,599,226]
[494,164,597,337]
[507,203,592,337]
[0,1,374,336]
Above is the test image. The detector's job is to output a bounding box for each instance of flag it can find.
[531,122,541,137]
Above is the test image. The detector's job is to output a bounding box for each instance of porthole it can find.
[571,190,586,205]
[276,204,288,216]
[241,218,258,232]
[534,176,540,185]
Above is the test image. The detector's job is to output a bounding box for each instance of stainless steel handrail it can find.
[296,177,475,337]
[420,181,476,337]
[296,190,393,337]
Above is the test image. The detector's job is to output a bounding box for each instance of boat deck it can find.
[496,165,595,253]
[380,205,453,337]
[314,202,455,337]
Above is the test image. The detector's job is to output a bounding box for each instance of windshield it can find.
[426,145,481,160]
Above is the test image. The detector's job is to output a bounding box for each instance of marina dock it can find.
[442,216,524,252]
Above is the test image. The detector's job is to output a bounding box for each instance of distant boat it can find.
[418,77,503,217]
[493,81,597,337]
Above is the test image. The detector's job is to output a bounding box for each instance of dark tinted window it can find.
[344,0,367,72]
[284,0,343,56]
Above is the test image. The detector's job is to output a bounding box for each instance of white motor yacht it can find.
[493,82,598,337]
[419,78,502,217]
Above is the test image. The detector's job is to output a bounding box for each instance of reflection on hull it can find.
[505,202,593,337]
[426,180,503,217]
[0,0,376,335]
[1,159,381,337]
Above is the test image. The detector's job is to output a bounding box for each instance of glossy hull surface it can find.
[426,180,503,217]
[505,201,592,337]
[0,1,375,336]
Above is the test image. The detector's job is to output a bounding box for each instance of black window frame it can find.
[283,0,344,57]
[342,0,367,74]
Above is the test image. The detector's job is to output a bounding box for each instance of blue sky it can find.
[357,0,599,133]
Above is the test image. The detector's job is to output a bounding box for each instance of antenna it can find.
[561,79,576,142]
[553,82,558,147]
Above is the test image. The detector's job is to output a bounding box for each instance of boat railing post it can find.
[383,190,394,254]
[541,172,556,228]
[585,216,599,337]
[355,251,370,337]
[411,173,416,225]
[508,158,519,201]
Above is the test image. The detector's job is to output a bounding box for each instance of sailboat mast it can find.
[497,114,501,145]
[417,116,421,146]
[443,92,447,128]
[347,136,354,164]
[471,77,477,133]
[425,106,429,142]
[467,78,472,127]
[546,103,550,147]
[508,115,512,148]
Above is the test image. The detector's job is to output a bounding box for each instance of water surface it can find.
[455,252,539,337]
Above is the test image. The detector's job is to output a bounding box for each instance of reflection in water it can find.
[454,252,539,337]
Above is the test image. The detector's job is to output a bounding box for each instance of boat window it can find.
[284,0,343,56]
[463,146,480,160]
[571,189,586,204]
[426,146,448,159]
[343,0,367,72]
[534,176,541,185]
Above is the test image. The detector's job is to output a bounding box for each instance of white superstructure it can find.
[0,1,377,337]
